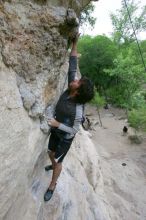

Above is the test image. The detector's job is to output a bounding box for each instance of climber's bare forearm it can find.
[70,43,77,56]
[70,33,80,57]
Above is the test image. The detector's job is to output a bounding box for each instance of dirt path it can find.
[86,105,146,220]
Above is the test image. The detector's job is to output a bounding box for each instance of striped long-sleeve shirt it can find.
[54,56,83,139]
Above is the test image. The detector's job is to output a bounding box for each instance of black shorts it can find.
[48,129,74,163]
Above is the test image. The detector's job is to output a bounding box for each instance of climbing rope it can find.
[123,0,146,72]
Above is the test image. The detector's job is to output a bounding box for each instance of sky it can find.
[80,0,146,40]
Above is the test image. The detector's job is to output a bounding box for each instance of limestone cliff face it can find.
[0,1,111,220]
[0,0,82,123]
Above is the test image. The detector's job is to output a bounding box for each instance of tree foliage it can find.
[110,0,146,45]
[79,3,96,29]
[128,107,146,131]
[90,91,105,107]
[78,0,146,132]
[78,35,117,92]
[104,49,145,108]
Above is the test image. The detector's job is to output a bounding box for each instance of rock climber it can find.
[44,33,94,202]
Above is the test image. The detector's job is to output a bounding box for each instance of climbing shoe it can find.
[45,165,53,171]
[44,184,56,202]
[44,188,54,202]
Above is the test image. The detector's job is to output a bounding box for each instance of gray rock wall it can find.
[0,1,78,123]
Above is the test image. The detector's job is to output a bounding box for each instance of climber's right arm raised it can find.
[68,34,80,85]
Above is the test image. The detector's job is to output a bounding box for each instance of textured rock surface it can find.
[1,1,145,219]
[20,129,113,220]
[0,1,113,220]
[0,58,111,219]
[0,0,84,123]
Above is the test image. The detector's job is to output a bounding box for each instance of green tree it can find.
[128,107,146,132]
[110,0,146,45]
[104,49,145,108]
[79,3,96,29]
[78,35,117,94]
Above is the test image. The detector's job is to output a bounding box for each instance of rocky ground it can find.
[85,105,146,220]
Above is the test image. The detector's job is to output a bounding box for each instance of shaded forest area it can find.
[78,0,146,132]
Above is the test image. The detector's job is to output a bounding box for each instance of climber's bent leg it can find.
[49,162,62,190]
[45,130,59,170]
[48,150,55,169]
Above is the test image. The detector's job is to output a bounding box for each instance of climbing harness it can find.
[123,0,146,72]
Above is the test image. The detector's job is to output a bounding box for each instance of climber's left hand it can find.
[48,118,60,127]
